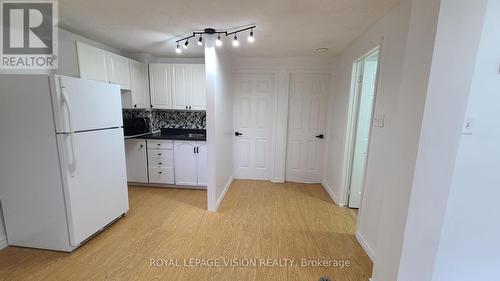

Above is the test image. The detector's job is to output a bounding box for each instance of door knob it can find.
[235,132,243,136]
[315,134,324,139]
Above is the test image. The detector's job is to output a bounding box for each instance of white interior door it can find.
[348,58,378,208]
[57,128,129,246]
[233,73,276,180]
[286,74,329,183]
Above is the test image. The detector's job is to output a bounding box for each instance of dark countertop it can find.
[126,128,206,141]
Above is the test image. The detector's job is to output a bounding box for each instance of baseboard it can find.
[321,181,345,207]
[355,231,375,262]
[215,176,233,210]
[0,237,7,250]
[271,178,285,183]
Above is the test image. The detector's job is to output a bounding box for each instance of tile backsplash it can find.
[123,109,206,130]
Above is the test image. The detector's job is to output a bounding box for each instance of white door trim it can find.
[340,46,382,206]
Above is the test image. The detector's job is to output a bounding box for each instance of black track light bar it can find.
[175,25,256,44]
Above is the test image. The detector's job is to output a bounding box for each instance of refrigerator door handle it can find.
[60,85,77,176]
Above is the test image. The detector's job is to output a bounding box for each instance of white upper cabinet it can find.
[76,41,130,90]
[129,60,150,109]
[107,53,130,90]
[149,64,173,109]
[148,63,206,111]
[189,64,206,110]
[76,42,109,83]
[171,64,189,110]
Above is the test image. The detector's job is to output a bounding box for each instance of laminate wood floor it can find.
[0,180,372,281]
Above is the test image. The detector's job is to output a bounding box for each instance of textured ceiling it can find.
[58,0,401,58]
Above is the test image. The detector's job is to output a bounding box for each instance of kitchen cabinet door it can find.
[76,42,109,83]
[107,53,130,90]
[196,141,208,186]
[149,64,173,109]
[174,141,197,186]
[124,139,148,183]
[171,64,189,110]
[129,60,150,109]
[189,64,206,110]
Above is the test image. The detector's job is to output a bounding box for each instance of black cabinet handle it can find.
[196,147,199,153]
[150,104,153,108]
[140,144,143,148]
[158,162,162,165]
[157,153,161,155]
[189,106,192,110]
[235,131,242,136]
[158,171,162,174]
[194,147,196,153]
[315,134,324,139]
[134,104,137,108]
[186,106,188,109]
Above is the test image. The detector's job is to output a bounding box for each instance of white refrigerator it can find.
[0,74,129,252]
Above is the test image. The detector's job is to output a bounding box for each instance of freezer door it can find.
[51,75,123,133]
[57,128,129,247]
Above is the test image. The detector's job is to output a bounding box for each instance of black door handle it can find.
[235,132,242,136]
[316,134,324,139]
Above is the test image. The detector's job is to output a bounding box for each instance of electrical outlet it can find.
[373,113,385,128]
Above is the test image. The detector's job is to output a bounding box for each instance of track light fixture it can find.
[248,29,255,43]
[175,25,256,53]
[232,34,239,47]
[216,35,223,47]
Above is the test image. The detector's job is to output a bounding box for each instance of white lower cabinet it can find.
[147,140,175,184]
[125,139,206,187]
[174,141,207,186]
[124,139,148,183]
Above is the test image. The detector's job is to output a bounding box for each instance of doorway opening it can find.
[343,48,380,209]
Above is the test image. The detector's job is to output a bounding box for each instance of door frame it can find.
[340,46,381,206]
[231,71,279,180]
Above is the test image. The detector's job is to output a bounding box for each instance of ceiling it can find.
[58,0,401,58]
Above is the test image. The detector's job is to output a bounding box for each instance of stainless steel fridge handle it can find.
[60,86,77,177]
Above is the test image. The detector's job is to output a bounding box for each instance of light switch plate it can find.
[373,113,385,128]
[462,116,474,134]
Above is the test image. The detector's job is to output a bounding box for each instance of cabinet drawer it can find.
[147,139,174,149]
[148,167,174,184]
[147,149,173,163]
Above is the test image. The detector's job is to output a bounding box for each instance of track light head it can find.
[216,35,223,47]
[183,40,189,49]
[248,29,255,43]
[176,44,182,54]
[197,36,203,46]
[232,34,239,47]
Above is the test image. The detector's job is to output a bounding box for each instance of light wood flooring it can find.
[0,180,372,280]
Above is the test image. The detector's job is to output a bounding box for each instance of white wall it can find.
[205,36,234,211]
[395,0,488,280]
[326,0,413,259]
[431,2,500,278]
[232,57,334,184]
